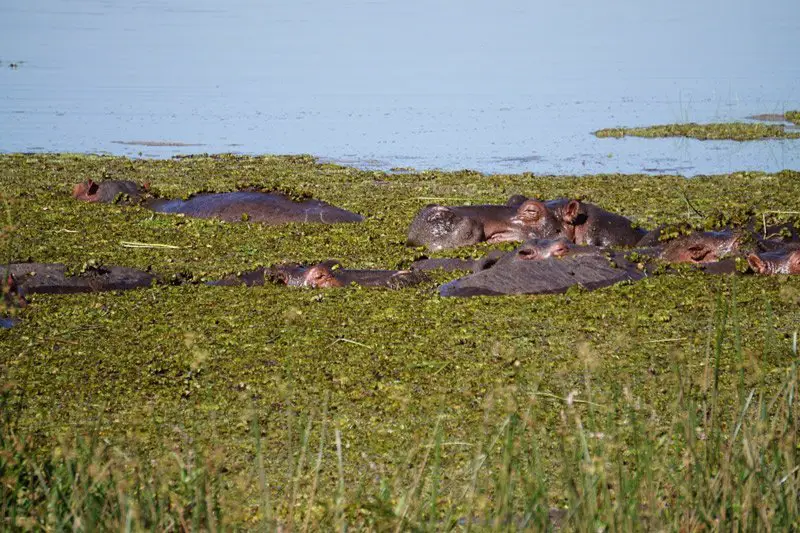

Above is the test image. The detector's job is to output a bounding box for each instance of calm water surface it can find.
[1,0,799,175]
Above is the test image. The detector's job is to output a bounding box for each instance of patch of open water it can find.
[1,0,798,175]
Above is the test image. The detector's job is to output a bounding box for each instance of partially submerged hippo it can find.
[406,199,537,251]
[72,179,146,204]
[210,261,428,289]
[748,246,800,275]
[72,180,363,225]
[513,198,646,247]
[8,263,157,295]
[438,253,643,297]
[654,231,748,264]
[408,196,646,251]
[147,191,363,224]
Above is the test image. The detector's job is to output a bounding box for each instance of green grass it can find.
[594,123,800,141]
[2,154,800,529]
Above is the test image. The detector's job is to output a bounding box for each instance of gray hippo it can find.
[72,180,363,225]
[8,263,157,295]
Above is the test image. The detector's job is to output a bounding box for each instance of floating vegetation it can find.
[2,154,800,529]
[595,122,800,141]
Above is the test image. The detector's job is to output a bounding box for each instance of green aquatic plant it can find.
[785,110,800,125]
[2,154,800,529]
[595,122,800,141]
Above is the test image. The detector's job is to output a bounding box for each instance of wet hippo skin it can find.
[209,262,429,289]
[8,263,157,295]
[146,191,363,224]
[73,180,363,225]
[406,197,546,251]
[748,245,800,275]
[439,254,644,297]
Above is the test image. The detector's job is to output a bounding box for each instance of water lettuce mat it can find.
[1,154,799,529]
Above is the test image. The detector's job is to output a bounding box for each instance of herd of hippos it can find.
[2,178,800,327]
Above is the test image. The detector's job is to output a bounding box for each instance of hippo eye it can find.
[551,244,570,257]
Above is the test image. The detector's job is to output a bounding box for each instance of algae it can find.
[595,122,800,141]
[1,154,800,522]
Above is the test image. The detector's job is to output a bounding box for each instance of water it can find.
[1,0,799,176]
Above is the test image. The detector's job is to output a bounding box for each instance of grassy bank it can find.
[2,154,800,529]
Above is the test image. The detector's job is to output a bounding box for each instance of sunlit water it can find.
[1,0,799,175]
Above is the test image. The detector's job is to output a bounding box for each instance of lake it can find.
[1,0,799,175]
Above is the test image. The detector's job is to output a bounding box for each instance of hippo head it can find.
[748,248,800,275]
[515,238,575,260]
[659,231,744,264]
[72,179,144,204]
[511,199,576,240]
[275,263,344,288]
[407,205,484,251]
[72,179,101,201]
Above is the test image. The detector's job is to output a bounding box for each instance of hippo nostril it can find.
[518,249,537,260]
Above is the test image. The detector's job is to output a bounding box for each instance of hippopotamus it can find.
[513,198,647,247]
[747,246,800,275]
[210,261,429,289]
[72,179,146,204]
[73,180,364,225]
[655,231,749,264]
[147,191,363,224]
[438,252,644,297]
[406,198,539,251]
[408,196,647,251]
[8,263,157,295]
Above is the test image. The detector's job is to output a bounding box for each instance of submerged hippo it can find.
[8,263,157,295]
[655,231,748,264]
[72,180,363,225]
[438,253,643,297]
[748,246,800,275]
[210,261,429,289]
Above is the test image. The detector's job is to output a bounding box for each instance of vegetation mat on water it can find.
[594,122,800,141]
[1,154,800,529]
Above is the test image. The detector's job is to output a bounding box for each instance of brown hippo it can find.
[747,246,800,275]
[406,199,540,251]
[72,179,146,204]
[655,231,748,264]
[8,263,157,295]
[73,180,363,225]
[513,198,646,247]
[210,261,428,289]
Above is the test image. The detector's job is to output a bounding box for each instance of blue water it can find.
[1,0,799,175]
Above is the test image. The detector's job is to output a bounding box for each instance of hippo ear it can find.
[516,200,545,223]
[506,195,529,208]
[562,200,582,224]
[426,205,457,225]
[305,264,341,287]
[789,250,800,274]
[747,253,767,274]
[87,179,99,195]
